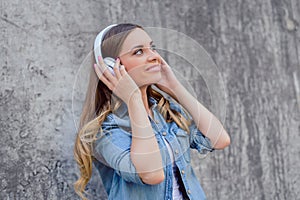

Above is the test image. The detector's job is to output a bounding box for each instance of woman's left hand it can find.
[155,57,181,99]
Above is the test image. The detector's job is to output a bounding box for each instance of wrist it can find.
[127,90,142,105]
[173,83,189,103]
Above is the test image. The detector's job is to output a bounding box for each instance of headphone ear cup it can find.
[103,57,116,76]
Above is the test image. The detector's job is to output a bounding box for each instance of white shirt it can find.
[162,137,184,200]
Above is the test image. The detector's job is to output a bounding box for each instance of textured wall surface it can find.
[1,0,299,199]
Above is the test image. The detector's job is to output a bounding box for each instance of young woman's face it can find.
[118,28,162,87]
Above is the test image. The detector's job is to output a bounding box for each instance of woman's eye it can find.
[133,45,156,55]
[134,49,143,55]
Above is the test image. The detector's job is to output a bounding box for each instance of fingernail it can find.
[94,63,97,68]
[98,56,102,60]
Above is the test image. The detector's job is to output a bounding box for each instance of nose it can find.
[147,49,161,64]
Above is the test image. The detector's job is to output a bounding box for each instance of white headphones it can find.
[94,24,118,76]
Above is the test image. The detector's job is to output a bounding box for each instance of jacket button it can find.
[187,190,191,194]
[162,132,167,136]
[181,170,185,174]
[175,149,179,154]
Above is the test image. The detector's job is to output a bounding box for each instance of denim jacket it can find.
[92,96,214,200]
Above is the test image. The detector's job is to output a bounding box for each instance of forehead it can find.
[121,28,152,51]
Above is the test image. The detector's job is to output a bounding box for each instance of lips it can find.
[146,64,161,71]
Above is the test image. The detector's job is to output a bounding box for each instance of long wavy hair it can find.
[73,23,192,200]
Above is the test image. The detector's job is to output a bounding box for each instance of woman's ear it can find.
[117,57,123,65]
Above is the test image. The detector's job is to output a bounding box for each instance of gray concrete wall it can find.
[1,0,299,199]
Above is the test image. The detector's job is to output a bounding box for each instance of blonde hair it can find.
[73,23,192,200]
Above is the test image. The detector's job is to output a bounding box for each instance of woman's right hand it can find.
[94,56,141,105]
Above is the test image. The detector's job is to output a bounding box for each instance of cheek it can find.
[127,65,144,77]
[121,59,136,71]
[122,57,144,71]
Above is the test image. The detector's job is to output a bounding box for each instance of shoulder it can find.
[94,112,132,151]
[101,112,131,131]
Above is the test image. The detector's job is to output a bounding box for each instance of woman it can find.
[74,23,230,200]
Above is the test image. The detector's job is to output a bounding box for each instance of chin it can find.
[151,74,162,83]
[136,73,161,86]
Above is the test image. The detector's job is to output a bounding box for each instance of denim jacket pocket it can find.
[174,128,191,163]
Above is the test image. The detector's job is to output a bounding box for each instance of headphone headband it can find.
[94,24,118,64]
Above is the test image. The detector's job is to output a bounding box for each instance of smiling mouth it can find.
[146,65,161,72]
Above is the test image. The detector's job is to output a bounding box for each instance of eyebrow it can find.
[130,41,153,51]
